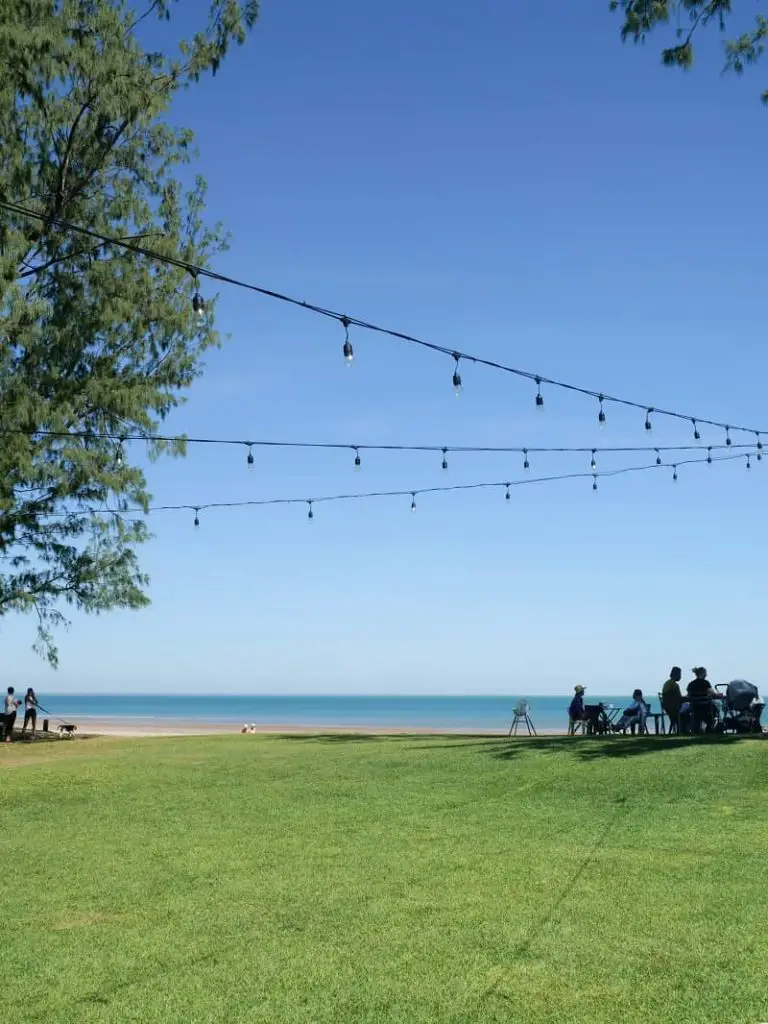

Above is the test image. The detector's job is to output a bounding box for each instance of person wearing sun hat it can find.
[568,685,586,735]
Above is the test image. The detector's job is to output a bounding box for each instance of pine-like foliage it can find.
[612,1,768,103]
[0,1,258,663]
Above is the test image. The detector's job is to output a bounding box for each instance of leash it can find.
[33,702,76,730]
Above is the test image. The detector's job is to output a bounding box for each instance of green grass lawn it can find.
[2,732,768,1024]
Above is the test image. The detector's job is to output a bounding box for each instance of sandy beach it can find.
[55,718,563,738]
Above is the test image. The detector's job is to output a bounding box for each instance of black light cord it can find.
[1,197,765,444]
[29,450,756,523]
[0,425,758,460]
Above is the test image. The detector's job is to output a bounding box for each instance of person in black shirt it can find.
[687,667,721,734]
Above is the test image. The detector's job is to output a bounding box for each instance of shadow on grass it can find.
[7,733,97,745]
[277,732,384,743]
[277,732,509,744]
[483,793,629,1002]
[408,733,763,762]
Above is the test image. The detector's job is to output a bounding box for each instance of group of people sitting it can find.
[567,666,722,736]
[661,666,722,734]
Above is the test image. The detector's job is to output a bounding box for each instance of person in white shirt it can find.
[613,689,650,734]
[4,686,21,743]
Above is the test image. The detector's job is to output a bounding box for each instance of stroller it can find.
[714,680,765,735]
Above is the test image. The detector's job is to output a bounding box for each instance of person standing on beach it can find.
[4,687,21,742]
[21,688,38,737]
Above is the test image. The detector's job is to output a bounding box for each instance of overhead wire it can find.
[1,197,765,444]
[25,450,757,525]
[0,424,759,461]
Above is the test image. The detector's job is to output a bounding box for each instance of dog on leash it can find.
[57,723,77,737]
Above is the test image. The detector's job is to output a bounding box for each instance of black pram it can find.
[715,680,764,734]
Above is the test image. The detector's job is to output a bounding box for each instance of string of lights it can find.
[2,425,760,474]
[28,450,757,527]
[2,197,765,446]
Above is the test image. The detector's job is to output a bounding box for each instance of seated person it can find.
[662,667,683,734]
[687,667,722,734]
[613,689,650,733]
[568,685,586,735]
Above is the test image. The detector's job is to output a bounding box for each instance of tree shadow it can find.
[9,732,96,745]
[521,733,760,762]
[276,731,511,744]
[406,733,763,762]
[277,732,385,743]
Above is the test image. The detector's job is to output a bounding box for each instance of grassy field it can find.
[2,732,768,1024]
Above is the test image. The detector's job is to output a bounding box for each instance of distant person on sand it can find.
[568,685,586,735]
[4,686,21,743]
[661,668,683,735]
[21,688,38,737]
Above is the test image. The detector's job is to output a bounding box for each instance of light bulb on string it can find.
[592,474,598,492]
[655,449,662,466]
[644,408,653,433]
[441,448,449,471]
[707,447,713,465]
[725,426,732,447]
[692,419,701,442]
[191,279,205,322]
[535,377,544,409]
[590,450,597,473]
[756,433,763,454]
[193,507,200,530]
[598,396,606,428]
[341,316,354,365]
[452,354,462,397]
[505,484,511,501]
[410,493,417,513]
[115,438,125,468]
[672,465,678,483]
[746,454,752,470]
[522,449,530,471]
[353,447,361,471]
[307,501,314,521]
[246,444,254,470]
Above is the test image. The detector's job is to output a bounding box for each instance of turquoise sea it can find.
[35,693,642,732]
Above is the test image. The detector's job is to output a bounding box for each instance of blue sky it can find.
[6,0,768,695]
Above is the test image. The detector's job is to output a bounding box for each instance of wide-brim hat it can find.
[574,685,586,694]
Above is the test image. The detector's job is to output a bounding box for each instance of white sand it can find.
[65,718,566,738]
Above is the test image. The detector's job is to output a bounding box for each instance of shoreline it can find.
[30,717,569,738]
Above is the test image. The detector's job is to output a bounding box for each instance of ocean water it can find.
[35,693,640,732]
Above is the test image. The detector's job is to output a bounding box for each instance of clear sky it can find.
[6,0,768,695]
